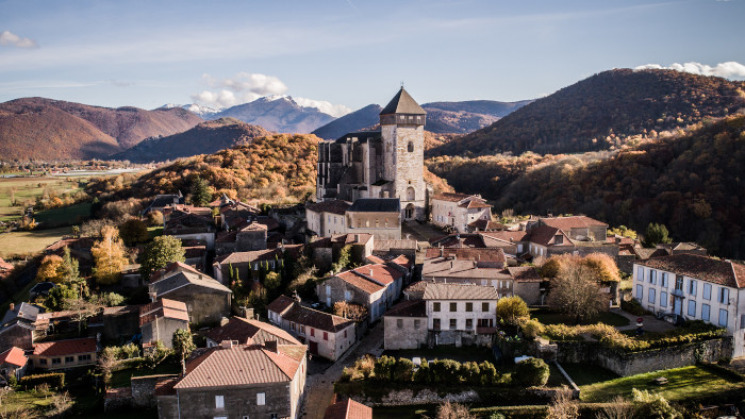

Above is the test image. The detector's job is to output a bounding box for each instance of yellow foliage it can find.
[91,225,128,285]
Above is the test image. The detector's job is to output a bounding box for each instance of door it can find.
[673,297,682,316]
[309,341,318,355]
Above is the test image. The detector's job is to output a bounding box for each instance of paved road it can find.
[611,307,675,333]
[299,322,385,419]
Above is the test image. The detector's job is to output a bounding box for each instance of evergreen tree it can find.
[643,223,673,248]
[190,176,212,207]
[172,328,196,374]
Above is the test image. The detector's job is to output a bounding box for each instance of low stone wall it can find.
[556,337,732,376]
[131,374,179,408]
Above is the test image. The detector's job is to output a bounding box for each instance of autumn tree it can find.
[59,247,81,284]
[118,218,149,246]
[36,255,64,283]
[643,223,672,248]
[172,328,195,374]
[140,235,185,281]
[547,257,610,323]
[435,401,476,419]
[91,225,128,285]
[583,253,621,283]
[496,296,529,326]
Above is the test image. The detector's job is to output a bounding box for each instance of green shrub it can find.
[521,319,545,339]
[393,357,415,383]
[459,361,481,386]
[514,358,550,387]
[479,361,499,386]
[430,359,462,385]
[413,358,431,384]
[373,355,396,382]
[20,372,65,389]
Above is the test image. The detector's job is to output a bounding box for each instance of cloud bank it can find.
[191,72,350,117]
[635,61,745,80]
[0,30,38,48]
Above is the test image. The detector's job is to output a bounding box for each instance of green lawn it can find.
[531,309,630,327]
[383,345,495,364]
[559,363,619,386]
[35,202,92,227]
[0,176,86,222]
[580,365,745,402]
[0,226,71,257]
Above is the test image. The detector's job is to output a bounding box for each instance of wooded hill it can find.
[430,69,745,157]
[493,116,745,258]
[0,97,202,161]
[112,118,272,163]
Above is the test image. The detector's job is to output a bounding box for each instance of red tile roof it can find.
[540,215,607,230]
[335,264,403,294]
[266,295,297,315]
[203,317,300,346]
[33,337,97,357]
[425,247,506,264]
[324,398,373,419]
[639,254,745,289]
[150,261,203,282]
[422,283,499,300]
[431,192,473,202]
[526,225,572,247]
[481,231,528,244]
[139,299,189,326]
[461,200,491,209]
[390,255,412,269]
[0,258,13,271]
[0,346,27,367]
[366,255,386,265]
[174,344,305,389]
[507,266,542,283]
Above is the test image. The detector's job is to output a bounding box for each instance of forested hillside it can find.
[495,116,745,258]
[430,69,745,157]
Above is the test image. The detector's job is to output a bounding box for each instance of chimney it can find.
[293,290,301,303]
[369,269,374,277]
[265,340,279,353]
[220,340,234,349]
[244,307,254,319]
[9,303,14,312]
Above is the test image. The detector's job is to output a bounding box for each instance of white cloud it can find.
[191,72,350,116]
[0,30,38,48]
[635,61,745,80]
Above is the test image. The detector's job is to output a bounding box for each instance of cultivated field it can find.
[0,226,71,258]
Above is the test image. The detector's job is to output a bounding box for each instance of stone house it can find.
[345,198,402,240]
[215,222,269,255]
[148,264,232,326]
[523,216,617,261]
[140,299,190,349]
[267,295,356,361]
[423,283,499,347]
[633,254,745,358]
[219,201,261,231]
[508,267,543,305]
[324,398,373,419]
[306,200,352,237]
[383,300,428,350]
[317,264,404,323]
[30,337,98,371]
[203,316,301,348]
[372,238,418,263]
[316,87,429,222]
[212,245,304,285]
[310,234,374,273]
[156,341,307,419]
[0,347,28,382]
[163,211,216,251]
[102,305,142,343]
[430,192,492,233]
[430,231,527,257]
[0,302,41,353]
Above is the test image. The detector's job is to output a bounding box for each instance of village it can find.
[1,88,744,419]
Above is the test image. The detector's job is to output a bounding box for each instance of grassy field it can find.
[0,176,86,223]
[0,226,71,257]
[531,309,631,327]
[560,363,619,386]
[34,202,93,227]
[580,365,745,402]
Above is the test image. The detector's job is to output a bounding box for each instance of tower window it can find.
[407,142,414,152]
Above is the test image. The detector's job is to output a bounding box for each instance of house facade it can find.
[139,299,190,349]
[424,283,499,347]
[0,347,28,382]
[316,87,429,221]
[30,337,98,371]
[431,192,492,233]
[317,264,403,323]
[344,198,402,240]
[157,341,307,419]
[267,295,357,361]
[633,254,745,357]
[306,200,352,237]
[203,316,301,348]
[383,300,428,350]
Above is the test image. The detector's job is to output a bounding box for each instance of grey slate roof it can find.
[150,271,232,297]
[334,131,382,144]
[347,198,400,213]
[380,88,427,115]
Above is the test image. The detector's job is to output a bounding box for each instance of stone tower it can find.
[379,87,427,221]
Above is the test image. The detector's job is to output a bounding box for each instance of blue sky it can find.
[0,0,744,114]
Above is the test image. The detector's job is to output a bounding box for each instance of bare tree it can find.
[596,396,634,419]
[547,387,579,419]
[434,401,476,419]
[547,258,610,324]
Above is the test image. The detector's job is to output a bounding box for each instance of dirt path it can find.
[299,322,385,418]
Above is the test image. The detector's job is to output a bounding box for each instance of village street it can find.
[299,322,385,419]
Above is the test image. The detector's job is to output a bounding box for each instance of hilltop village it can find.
[1,88,745,418]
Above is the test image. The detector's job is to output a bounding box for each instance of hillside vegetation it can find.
[496,115,745,258]
[431,69,745,157]
[113,118,272,163]
[0,97,202,161]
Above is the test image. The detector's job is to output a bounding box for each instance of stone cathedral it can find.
[316,87,430,221]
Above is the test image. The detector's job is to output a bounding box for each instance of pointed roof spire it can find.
[380,87,426,115]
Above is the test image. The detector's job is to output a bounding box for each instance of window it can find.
[215,395,224,409]
[688,280,697,296]
[703,283,712,300]
[257,392,266,406]
[414,319,420,329]
[78,354,91,361]
[65,356,74,363]
[40,359,47,365]
[650,270,656,284]
[397,319,403,329]
[635,285,643,300]
[660,291,668,308]
[323,332,328,341]
[449,302,457,312]
[344,290,352,300]
[52,358,61,365]
[466,319,473,329]
[325,285,331,296]
[433,318,441,330]
[310,328,315,337]
[661,272,668,287]
[449,319,457,329]
[687,300,696,317]
[344,330,347,338]
[702,304,711,321]
[719,309,729,328]
[648,288,656,304]
[637,266,644,282]
[433,302,441,312]
[482,302,489,312]
[719,287,730,304]
[466,302,473,312]
[407,142,414,152]
[675,276,684,291]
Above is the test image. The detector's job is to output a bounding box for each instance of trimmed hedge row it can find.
[20,372,65,389]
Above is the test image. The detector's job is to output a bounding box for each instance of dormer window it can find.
[554,234,563,245]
